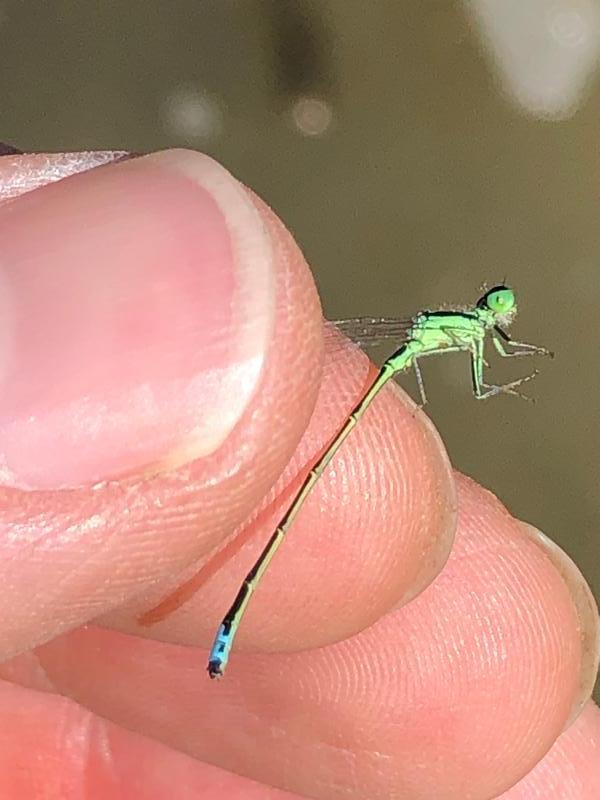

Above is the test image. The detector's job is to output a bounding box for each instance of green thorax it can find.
[410,310,485,350]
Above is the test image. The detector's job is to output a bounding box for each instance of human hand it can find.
[0,147,598,799]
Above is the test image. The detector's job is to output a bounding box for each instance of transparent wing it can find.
[325,316,413,348]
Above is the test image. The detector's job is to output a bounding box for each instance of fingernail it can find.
[521,523,600,726]
[0,148,275,490]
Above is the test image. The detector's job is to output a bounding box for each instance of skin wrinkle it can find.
[3,485,199,656]
[32,547,110,629]
[1,508,113,649]
[26,498,140,605]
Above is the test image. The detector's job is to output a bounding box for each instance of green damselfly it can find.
[208,285,552,678]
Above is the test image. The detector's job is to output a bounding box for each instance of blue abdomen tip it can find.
[207,625,231,679]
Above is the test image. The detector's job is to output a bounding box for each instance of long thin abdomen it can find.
[207,347,411,678]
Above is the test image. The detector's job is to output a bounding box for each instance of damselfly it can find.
[207,285,552,678]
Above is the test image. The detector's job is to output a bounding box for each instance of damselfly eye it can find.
[482,286,515,314]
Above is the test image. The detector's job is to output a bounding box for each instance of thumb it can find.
[0,149,323,659]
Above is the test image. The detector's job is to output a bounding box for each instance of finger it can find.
[497,701,600,799]
[0,149,455,668]
[20,476,599,800]
[0,148,325,658]
[0,680,301,800]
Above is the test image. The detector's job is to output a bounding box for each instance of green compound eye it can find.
[484,286,516,314]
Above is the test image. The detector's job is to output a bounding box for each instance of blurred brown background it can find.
[1,1,598,693]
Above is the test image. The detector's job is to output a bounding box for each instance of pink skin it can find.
[0,151,273,489]
[0,686,598,800]
[0,149,597,799]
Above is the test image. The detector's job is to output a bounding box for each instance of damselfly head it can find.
[477,285,517,326]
